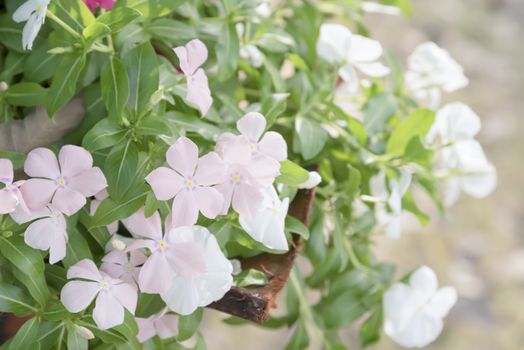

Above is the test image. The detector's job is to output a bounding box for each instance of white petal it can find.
[161,277,200,316]
[12,0,38,22]
[316,23,352,63]
[354,61,390,77]
[410,266,439,301]
[93,292,125,329]
[426,286,457,319]
[61,281,100,313]
[348,35,384,63]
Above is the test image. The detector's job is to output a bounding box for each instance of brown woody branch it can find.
[208,186,317,323]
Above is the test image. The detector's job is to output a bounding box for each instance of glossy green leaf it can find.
[277,160,310,186]
[82,118,127,152]
[96,7,142,32]
[5,83,47,107]
[285,216,310,240]
[8,317,40,350]
[0,284,36,316]
[101,56,129,119]
[90,192,147,229]
[386,108,435,156]
[363,92,397,134]
[295,116,328,160]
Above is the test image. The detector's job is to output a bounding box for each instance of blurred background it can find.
[201,0,524,348]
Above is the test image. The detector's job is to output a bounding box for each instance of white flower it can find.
[100,249,147,287]
[255,0,271,18]
[428,103,497,206]
[236,23,265,68]
[136,308,178,343]
[316,23,390,91]
[362,1,402,15]
[333,82,366,121]
[405,42,468,108]
[298,171,322,189]
[12,0,50,50]
[161,225,233,315]
[384,266,457,348]
[370,169,412,239]
[239,186,289,250]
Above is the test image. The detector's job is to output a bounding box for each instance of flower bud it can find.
[75,325,95,340]
[230,259,242,275]
[111,239,126,251]
[0,82,8,91]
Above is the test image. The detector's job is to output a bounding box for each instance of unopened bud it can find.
[111,239,126,251]
[298,171,322,190]
[0,82,8,91]
[76,325,95,340]
[230,259,242,275]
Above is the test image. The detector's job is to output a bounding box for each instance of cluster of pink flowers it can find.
[82,0,115,13]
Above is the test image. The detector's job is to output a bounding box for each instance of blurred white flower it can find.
[236,23,265,68]
[405,42,468,109]
[12,0,50,50]
[239,186,289,250]
[255,0,271,18]
[384,266,457,348]
[370,169,412,239]
[317,23,390,91]
[333,82,366,121]
[362,1,402,15]
[428,103,497,206]
[298,171,322,189]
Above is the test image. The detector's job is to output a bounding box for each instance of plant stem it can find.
[46,10,83,40]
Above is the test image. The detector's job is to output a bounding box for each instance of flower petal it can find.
[52,187,86,216]
[316,23,352,64]
[111,282,137,313]
[12,0,38,22]
[67,167,107,197]
[20,178,57,211]
[136,317,156,343]
[194,186,223,220]
[174,39,208,76]
[58,145,93,178]
[354,61,390,77]
[155,315,179,339]
[161,276,200,316]
[122,209,163,241]
[0,159,14,183]
[388,311,443,348]
[186,68,213,115]
[0,191,18,214]
[426,286,457,319]
[194,152,227,186]
[61,281,100,313]
[93,292,125,329]
[145,167,184,201]
[67,259,103,281]
[214,182,234,215]
[138,252,174,294]
[166,137,199,178]
[258,131,287,161]
[236,112,266,143]
[24,148,60,179]
[232,183,264,219]
[410,266,439,301]
[171,189,199,227]
[245,155,280,187]
[348,34,383,63]
[49,234,67,264]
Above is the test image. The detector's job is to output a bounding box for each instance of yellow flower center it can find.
[158,239,168,250]
[100,282,110,290]
[231,174,241,184]
[56,178,66,187]
[125,263,133,272]
[186,179,194,189]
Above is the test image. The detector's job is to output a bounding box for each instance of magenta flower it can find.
[215,133,281,219]
[122,209,175,294]
[82,0,115,12]
[146,136,226,227]
[136,308,178,343]
[0,159,27,214]
[174,39,213,115]
[61,259,137,330]
[100,249,146,287]
[20,145,107,216]
[11,205,68,264]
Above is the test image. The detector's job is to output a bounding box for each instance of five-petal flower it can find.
[61,259,138,330]
[0,159,27,214]
[101,249,147,287]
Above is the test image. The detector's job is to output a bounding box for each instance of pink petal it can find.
[126,239,156,252]
[100,262,125,280]
[155,314,179,339]
[218,135,252,165]
[68,167,107,197]
[112,282,137,313]
[187,69,213,115]
[24,217,55,250]
[20,178,57,211]
[194,187,223,219]
[49,234,67,264]
[245,155,280,187]
[136,317,156,343]
[67,259,103,281]
[58,145,93,178]
[171,190,199,227]
[93,292,125,329]
[0,190,18,214]
[130,250,147,266]
[173,39,208,76]
[61,280,100,313]
[145,167,184,201]
[214,182,234,215]
[122,209,163,241]
[258,131,288,161]
[95,189,109,201]
[99,0,115,10]
[9,205,50,224]
[52,187,87,216]
[102,250,128,265]
[24,148,60,179]
[139,252,174,294]
[0,159,13,183]
[232,183,264,219]
[215,132,235,156]
[166,137,199,178]
[237,112,266,143]
[194,152,227,186]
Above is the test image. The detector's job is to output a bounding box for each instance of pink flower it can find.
[101,249,146,286]
[122,209,175,294]
[146,137,226,227]
[173,39,213,115]
[215,134,281,219]
[136,308,178,343]
[0,159,27,214]
[90,189,118,234]
[161,226,233,315]
[20,145,107,216]
[61,259,137,330]
[82,0,115,12]
[11,205,68,264]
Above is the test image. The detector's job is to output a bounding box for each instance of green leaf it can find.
[101,56,129,119]
[90,192,147,229]
[216,22,240,81]
[123,42,159,113]
[104,141,140,201]
[363,92,397,135]
[0,14,25,52]
[285,216,310,240]
[135,116,171,136]
[404,137,434,166]
[277,160,309,186]
[77,317,139,349]
[359,308,383,347]
[23,44,60,83]
[386,108,435,156]
[62,228,94,268]
[295,116,328,160]
[285,320,309,350]
[83,22,111,46]
[5,83,47,107]
[8,317,40,350]
[145,18,197,42]
[82,118,127,152]
[49,0,95,31]
[0,236,50,306]
[233,269,268,288]
[177,308,203,342]
[113,311,139,340]
[47,53,86,117]
[43,302,71,322]
[0,284,36,316]
[96,7,142,32]
[67,324,88,350]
